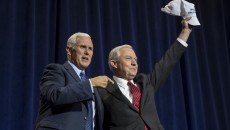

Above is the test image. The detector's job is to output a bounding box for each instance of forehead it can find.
[119,47,136,57]
[77,37,93,46]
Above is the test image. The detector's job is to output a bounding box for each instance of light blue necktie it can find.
[80,71,87,81]
[80,71,93,130]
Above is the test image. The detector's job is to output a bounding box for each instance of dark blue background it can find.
[0,0,229,130]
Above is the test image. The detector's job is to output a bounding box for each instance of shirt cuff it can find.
[177,38,188,47]
[89,79,94,93]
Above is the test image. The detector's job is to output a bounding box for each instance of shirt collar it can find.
[113,75,134,90]
[68,61,85,76]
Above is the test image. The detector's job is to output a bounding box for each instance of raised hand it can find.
[178,17,192,42]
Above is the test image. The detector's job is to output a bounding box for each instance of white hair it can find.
[67,32,91,47]
[108,44,133,71]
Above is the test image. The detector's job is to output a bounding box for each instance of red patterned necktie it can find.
[127,81,148,130]
[127,81,141,111]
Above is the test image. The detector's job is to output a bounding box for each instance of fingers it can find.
[107,77,114,84]
[183,17,191,21]
[181,17,192,30]
[90,76,114,88]
[181,18,188,25]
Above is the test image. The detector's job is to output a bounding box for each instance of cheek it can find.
[120,64,130,72]
[71,53,77,60]
[76,51,83,58]
[89,53,93,59]
[75,54,81,61]
[90,51,93,56]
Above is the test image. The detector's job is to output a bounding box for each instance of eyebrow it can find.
[78,44,93,49]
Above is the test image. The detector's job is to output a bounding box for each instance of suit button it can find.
[84,117,87,120]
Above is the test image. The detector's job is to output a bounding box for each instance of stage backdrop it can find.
[0,0,229,130]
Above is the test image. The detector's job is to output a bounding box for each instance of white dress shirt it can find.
[113,75,138,103]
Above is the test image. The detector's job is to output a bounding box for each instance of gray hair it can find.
[67,32,91,47]
[108,44,133,71]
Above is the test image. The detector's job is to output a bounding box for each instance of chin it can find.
[128,75,136,80]
[79,65,89,70]
[81,62,90,66]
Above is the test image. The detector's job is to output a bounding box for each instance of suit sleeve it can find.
[39,63,93,106]
[150,41,186,90]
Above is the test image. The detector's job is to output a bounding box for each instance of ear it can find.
[110,60,118,69]
[66,46,71,55]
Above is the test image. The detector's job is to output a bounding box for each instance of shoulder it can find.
[41,63,67,75]
[44,61,70,70]
[97,82,114,97]
[134,73,147,82]
[45,63,62,68]
[43,63,64,71]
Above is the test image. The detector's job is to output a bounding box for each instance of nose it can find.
[131,59,137,66]
[84,48,91,55]
[84,49,89,55]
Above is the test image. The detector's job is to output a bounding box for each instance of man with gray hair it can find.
[35,32,113,130]
[97,18,192,130]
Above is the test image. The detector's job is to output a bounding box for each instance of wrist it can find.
[182,28,192,33]
[178,29,192,42]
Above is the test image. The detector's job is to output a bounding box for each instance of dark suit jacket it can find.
[35,62,104,130]
[97,41,186,130]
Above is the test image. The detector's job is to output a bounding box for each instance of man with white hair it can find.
[35,32,113,130]
[97,18,192,130]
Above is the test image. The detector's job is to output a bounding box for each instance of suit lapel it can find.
[94,88,104,124]
[135,75,147,112]
[106,82,136,111]
[94,88,103,110]
[63,62,80,81]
